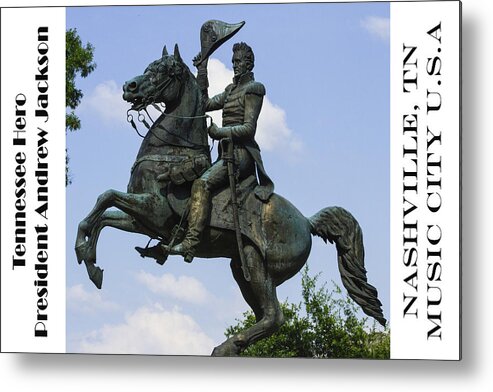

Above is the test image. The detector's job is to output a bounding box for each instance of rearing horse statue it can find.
[75,43,386,356]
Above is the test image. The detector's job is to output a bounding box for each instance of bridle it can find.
[125,61,213,150]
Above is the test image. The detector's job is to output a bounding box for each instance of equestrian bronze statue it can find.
[75,20,386,357]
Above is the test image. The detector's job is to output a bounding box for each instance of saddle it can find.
[166,174,268,259]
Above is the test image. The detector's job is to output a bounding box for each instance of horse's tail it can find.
[308,207,386,327]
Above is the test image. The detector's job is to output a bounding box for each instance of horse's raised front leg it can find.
[75,190,168,288]
[79,209,160,289]
[76,189,163,264]
[84,209,160,266]
[212,245,285,356]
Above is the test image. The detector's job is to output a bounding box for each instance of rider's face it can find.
[232,51,248,78]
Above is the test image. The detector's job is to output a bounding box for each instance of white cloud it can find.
[67,284,119,314]
[77,304,215,355]
[136,270,212,305]
[361,16,390,42]
[207,58,302,153]
[257,99,303,152]
[82,80,160,126]
[82,80,129,125]
[207,58,233,98]
[84,59,301,154]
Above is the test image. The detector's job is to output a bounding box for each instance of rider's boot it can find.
[168,180,210,262]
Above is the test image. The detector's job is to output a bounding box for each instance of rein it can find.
[127,108,212,150]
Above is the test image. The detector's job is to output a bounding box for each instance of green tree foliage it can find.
[66,28,96,184]
[226,267,390,359]
[66,28,96,132]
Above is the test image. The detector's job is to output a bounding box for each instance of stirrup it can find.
[135,244,168,265]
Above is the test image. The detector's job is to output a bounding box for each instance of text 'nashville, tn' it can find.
[401,22,444,341]
[12,26,50,338]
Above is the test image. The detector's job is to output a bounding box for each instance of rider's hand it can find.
[193,52,207,69]
[208,122,224,140]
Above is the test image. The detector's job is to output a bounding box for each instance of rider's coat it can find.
[204,71,274,201]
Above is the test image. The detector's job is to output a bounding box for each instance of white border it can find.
[1,7,66,353]
[390,1,460,360]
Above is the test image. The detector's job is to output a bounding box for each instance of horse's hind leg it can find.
[212,245,284,356]
[230,258,263,322]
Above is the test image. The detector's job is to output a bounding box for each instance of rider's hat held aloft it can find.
[197,20,245,66]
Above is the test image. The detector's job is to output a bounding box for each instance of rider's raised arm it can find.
[196,56,227,112]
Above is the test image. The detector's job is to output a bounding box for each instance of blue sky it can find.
[66,2,390,355]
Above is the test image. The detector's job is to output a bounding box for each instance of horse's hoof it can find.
[85,261,104,289]
[211,342,241,357]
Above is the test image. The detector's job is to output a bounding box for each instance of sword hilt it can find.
[220,137,234,163]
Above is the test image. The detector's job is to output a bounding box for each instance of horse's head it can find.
[123,44,189,111]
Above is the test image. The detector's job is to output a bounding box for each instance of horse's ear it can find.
[162,45,168,57]
[174,44,183,63]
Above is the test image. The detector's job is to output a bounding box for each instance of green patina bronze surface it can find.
[75,21,385,357]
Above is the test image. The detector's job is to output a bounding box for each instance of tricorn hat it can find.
[198,20,245,65]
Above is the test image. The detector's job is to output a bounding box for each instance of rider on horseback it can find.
[79,23,387,352]
[168,42,274,262]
